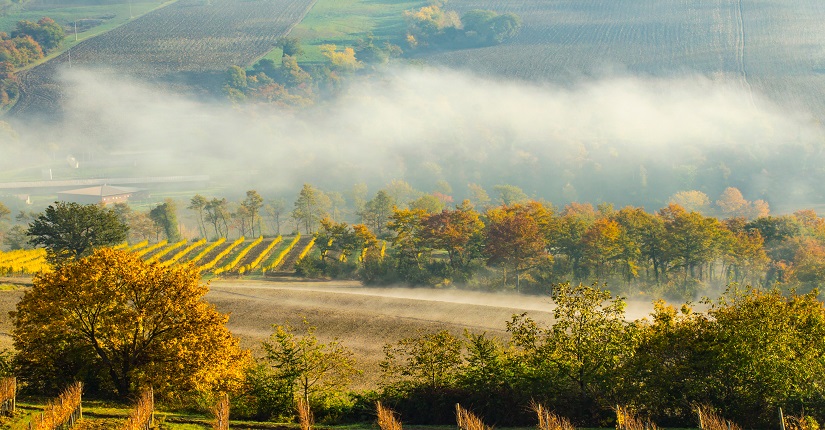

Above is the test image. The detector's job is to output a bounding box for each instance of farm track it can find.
[9,0,318,118]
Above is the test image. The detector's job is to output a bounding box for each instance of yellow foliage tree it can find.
[12,248,248,399]
[319,44,363,71]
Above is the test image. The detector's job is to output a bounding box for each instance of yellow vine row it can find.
[297,237,316,261]
[214,236,263,275]
[122,388,154,430]
[239,236,282,274]
[146,239,187,263]
[262,234,300,272]
[32,382,82,430]
[135,240,168,258]
[198,236,245,273]
[127,240,149,252]
[186,238,226,267]
[162,238,207,267]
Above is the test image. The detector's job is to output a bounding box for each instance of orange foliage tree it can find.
[12,248,248,399]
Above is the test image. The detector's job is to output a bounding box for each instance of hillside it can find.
[422,0,825,118]
[9,0,317,118]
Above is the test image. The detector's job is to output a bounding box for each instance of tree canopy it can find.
[12,248,247,399]
[26,201,128,265]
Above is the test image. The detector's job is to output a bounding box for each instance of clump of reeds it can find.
[456,404,492,430]
[614,405,658,430]
[32,382,83,430]
[297,397,314,430]
[694,404,741,430]
[376,402,403,430]
[211,392,229,430]
[121,388,154,430]
[531,402,574,430]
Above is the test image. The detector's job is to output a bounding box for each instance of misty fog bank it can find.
[3,65,824,211]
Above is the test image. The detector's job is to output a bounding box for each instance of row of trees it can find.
[296,189,825,299]
[404,4,521,49]
[1,17,64,107]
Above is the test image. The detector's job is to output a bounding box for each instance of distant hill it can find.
[419,0,825,119]
[8,0,317,118]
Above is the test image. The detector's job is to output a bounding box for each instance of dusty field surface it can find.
[0,277,655,389]
[206,279,559,387]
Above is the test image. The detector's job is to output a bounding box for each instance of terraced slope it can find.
[424,0,825,116]
[10,0,317,118]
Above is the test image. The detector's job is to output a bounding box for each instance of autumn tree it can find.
[421,200,484,273]
[27,201,128,265]
[484,203,550,290]
[12,248,247,398]
[263,320,357,405]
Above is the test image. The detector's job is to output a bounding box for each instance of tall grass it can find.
[297,398,313,430]
[615,405,658,430]
[0,376,15,414]
[456,404,491,430]
[532,402,574,430]
[122,388,154,430]
[694,405,740,430]
[376,402,403,430]
[32,382,82,430]
[211,392,229,430]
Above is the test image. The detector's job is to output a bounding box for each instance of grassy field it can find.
[262,0,426,64]
[0,1,175,72]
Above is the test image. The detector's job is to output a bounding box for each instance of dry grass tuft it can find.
[32,382,83,430]
[212,392,230,430]
[614,405,658,430]
[456,404,492,430]
[376,401,403,430]
[784,414,821,430]
[297,397,314,430]
[122,388,154,430]
[694,404,740,430]
[532,402,574,430]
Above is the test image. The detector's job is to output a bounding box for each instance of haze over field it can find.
[3,0,825,212]
[4,65,824,210]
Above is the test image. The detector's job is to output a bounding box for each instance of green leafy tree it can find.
[189,194,208,238]
[262,320,358,405]
[292,184,331,234]
[276,37,304,58]
[381,330,463,391]
[242,190,264,237]
[149,199,181,242]
[360,190,394,235]
[27,202,128,265]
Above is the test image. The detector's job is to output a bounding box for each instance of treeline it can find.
[293,185,825,300]
[0,17,64,107]
[233,283,825,429]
